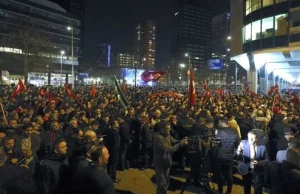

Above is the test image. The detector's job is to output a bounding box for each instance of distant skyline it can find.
[82,0,230,70]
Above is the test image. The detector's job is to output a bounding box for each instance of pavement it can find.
[114,167,268,194]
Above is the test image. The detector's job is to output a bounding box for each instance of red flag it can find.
[121,82,126,93]
[90,85,96,97]
[38,88,50,97]
[48,96,60,105]
[64,84,84,107]
[11,79,25,99]
[141,71,167,82]
[245,87,250,96]
[215,88,223,97]
[188,69,196,106]
[203,80,209,91]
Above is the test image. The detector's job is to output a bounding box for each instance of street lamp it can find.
[227,36,232,40]
[60,50,65,86]
[142,57,146,69]
[185,53,191,69]
[67,26,74,88]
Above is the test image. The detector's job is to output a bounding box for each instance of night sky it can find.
[82,0,230,70]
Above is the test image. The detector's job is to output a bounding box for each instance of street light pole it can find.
[60,50,65,86]
[68,26,74,88]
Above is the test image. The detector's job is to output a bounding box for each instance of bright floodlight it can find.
[227,48,231,51]
[143,58,146,61]
[227,36,232,40]
[179,63,185,68]
[61,50,65,55]
[67,26,72,30]
[185,53,189,57]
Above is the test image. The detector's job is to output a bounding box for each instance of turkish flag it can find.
[64,84,83,107]
[38,88,50,97]
[188,69,196,106]
[11,79,25,100]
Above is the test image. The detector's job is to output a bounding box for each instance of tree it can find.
[1,23,58,85]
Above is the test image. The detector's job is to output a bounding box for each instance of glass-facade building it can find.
[134,20,156,69]
[171,0,212,79]
[230,0,300,93]
[0,0,81,85]
[242,0,300,52]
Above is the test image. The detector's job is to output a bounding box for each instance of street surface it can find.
[115,168,268,194]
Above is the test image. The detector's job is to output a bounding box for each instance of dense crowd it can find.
[0,84,299,194]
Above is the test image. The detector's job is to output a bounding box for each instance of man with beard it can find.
[35,139,70,194]
[73,145,114,194]
[153,121,188,194]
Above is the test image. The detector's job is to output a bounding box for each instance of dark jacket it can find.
[153,133,183,168]
[0,164,37,194]
[73,164,115,194]
[236,116,253,140]
[119,121,131,143]
[280,160,300,194]
[140,123,152,149]
[215,127,240,165]
[35,155,70,194]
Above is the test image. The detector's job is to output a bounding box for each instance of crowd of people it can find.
[0,84,299,194]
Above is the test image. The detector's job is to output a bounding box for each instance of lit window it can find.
[252,20,261,40]
[243,24,252,43]
[275,14,288,36]
[262,16,274,38]
[263,0,273,7]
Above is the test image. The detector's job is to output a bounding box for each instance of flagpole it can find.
[0,103,7,124]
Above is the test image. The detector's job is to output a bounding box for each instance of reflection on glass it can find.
[275,14,288,36]
[262,16,274,38]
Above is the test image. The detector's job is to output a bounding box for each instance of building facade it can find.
[230,0,300,93]
[49,0,85,17]
[97,44,112,67]
[134,20,156,69]
[117,53,134,67]
[212,12,230,59]
[171,0,212,80]
[0,0,81,86]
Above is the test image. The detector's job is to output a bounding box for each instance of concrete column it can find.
[48,72,51,85]
[248,68,258,93]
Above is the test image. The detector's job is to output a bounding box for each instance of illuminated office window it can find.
[252,20,261,40]
[262,16,274,38]
[263,0,273,7]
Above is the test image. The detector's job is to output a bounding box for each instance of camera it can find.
[187,135,222,153]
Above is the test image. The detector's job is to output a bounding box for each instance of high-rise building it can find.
[171,0,212,79]
[117,53,135,67]
[230,0,300,93]
[49,0,85,17]
[0,0,81,85]
[97,44,112,67]
[212,12,230,59]
[134,20,156,69]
